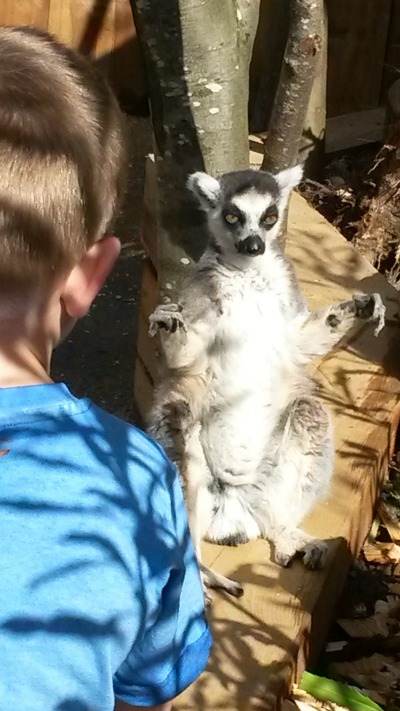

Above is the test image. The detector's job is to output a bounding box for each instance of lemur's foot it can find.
[272,528,328,570]
[149,303,186,337]
[302,539,328,570]
[200,563,244,604]
[326,292,385,337]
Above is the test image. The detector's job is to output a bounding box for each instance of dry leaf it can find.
[330,653,400,706]
[378,503,400,543]
[331,653,397,681]
[363,542,400,564]
[291,687,348,711]
[337,615,389,638]
[337,595,400,638]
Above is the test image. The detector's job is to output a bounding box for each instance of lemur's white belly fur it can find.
[200,282,292,480]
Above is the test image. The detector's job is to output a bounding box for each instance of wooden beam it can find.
[251,106,386,157]
[326,0,392,116]
[325,107,386,153]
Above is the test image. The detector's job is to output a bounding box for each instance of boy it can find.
[0,25,211,711]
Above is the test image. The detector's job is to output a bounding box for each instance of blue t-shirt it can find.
[0,383,211,710]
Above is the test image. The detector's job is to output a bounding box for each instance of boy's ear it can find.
[61,236,121,319]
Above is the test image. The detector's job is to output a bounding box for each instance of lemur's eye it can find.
[225,213,239,225]
[262,214,278,227]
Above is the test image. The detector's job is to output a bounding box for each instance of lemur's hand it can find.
[352,293,386,336]
[149,303,186,337]
[326,292,385,337]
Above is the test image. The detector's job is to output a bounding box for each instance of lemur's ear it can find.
[187,172,221,211]
[275,164,304,196]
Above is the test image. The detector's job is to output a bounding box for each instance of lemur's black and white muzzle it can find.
[237,235,265,256]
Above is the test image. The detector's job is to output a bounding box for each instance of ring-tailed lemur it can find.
[147,166,385,600]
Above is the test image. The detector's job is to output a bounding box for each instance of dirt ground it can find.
[51,116,152,424]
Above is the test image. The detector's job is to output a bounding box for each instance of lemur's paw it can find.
[303,539,328,570]
[200,565,244,601]
[274,550,293,568]
[352,292,386,336]
[273,536,328,570]
[326,292,385,337]
[148,303,186,337]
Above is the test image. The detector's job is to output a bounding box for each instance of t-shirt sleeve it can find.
[113,454,212,706]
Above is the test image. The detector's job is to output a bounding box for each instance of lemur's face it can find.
[188,167,303,259]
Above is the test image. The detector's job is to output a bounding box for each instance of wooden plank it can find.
[174,191,400,711]
[48,0,115,60]
[325,107,386,153]
[140,154,158,269]
[136,259,159,384]
[108,0,147,109]
[0,0,50,29]
[251,106,386,156]
[327,0,392,116]
[133,357,153,424]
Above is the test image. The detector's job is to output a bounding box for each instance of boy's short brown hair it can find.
[0,26,126,293]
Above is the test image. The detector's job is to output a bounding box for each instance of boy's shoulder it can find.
[0,382,175,498]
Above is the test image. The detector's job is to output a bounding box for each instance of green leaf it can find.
[299,671,384,711]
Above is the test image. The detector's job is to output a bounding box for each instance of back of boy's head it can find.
[0,25,126,297]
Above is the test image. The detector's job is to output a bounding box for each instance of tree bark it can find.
[249,0,290,134]
[300,0,327,179]
[130,0,260,303]
[261,0,326,247]
[353,79,400,273]
[262,0,325,173]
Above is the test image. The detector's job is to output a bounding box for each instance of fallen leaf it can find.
[378,503,400,543]
[337,595,400,639]
[363,543,400,564]
[337,615,390,638]
[330,653,398,683]
[326,641,349,653]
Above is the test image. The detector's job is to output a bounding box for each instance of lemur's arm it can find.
[296,293,385,360]
[149,302,214,372]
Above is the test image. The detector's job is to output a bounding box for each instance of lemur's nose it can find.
[238,235,265,256]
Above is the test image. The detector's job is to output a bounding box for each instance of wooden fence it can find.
[1,0,400,145]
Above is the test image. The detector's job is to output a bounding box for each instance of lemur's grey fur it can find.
[147,166,386,601]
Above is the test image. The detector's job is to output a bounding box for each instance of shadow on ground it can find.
[51,116,152,423]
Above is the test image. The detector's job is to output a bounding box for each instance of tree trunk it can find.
[262,0,325,172]
[261,0,326,246]
[353,79,400,274]
[249,0,290,134]
[130,0,260,303]
[300,0,327,179]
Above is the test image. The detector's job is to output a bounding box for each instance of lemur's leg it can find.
[257,396,333,570]
[298,292,385,359]
[148,372,244,601]
[183,422,244,601]
[149,303,209,371]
